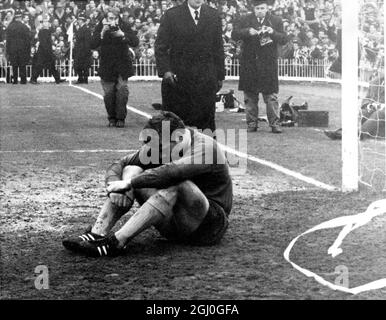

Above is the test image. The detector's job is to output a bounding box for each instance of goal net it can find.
[357,0,385,192]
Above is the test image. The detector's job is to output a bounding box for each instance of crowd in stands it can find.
[0,0,383,76]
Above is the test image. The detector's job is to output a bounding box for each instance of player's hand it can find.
[109,192,132,208]
[107,179,131,193]
[164,71,177,87]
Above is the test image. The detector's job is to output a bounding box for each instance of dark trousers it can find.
[244,91,280,128]
[31,60,60,82]
[75,67,89,83]
[101,76,129,121]
[161,80,217,132]
[10,63,27,84]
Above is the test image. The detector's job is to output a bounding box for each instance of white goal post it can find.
[341,0,360,192]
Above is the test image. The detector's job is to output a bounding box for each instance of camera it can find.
[257,26,273,46]
[109,25,119,32]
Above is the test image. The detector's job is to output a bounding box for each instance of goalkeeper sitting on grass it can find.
[63,112,233,257]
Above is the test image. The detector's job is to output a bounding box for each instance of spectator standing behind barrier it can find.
[73,13,92,84]
[232,0,288,133]
[154,0,225,132]
[90,7,139,128]
[30,17,65,84]
[5,10,31,84]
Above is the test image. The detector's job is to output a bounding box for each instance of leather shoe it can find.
[271,125,282,134]
[116,120,125,128]
[108,119,116,127]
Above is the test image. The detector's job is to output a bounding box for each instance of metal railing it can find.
[0,58,342,83]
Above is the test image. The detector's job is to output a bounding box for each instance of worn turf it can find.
[1,81,385,299]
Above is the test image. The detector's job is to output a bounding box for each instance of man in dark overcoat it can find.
[90,7,139,128]
[154,0,225,132]
[6,11,31,84]
[73,13,92,84]
[30,18,64,84]
[232,0,288,133]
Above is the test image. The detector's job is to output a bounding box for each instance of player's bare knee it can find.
[176,181,209,213]
[175,180,196,194]
[122,165,143,180]
[156,186,178,204]
[146,187,178,221]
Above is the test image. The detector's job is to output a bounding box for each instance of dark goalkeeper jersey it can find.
[105,129,233,215]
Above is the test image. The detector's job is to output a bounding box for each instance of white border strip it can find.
[0,149,136,154]
[70,84,337,191]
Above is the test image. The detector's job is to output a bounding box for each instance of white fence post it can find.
[0,58,338,83]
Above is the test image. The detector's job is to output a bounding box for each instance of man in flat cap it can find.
[232,0,288,133]
[5,10,31,84]
[73,13,92,84]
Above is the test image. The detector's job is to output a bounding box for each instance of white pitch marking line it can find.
[2,105,53,108]
[70,84,337,191]
[284,199,386,295]
[70,84,152,119]
[0,149,136,154]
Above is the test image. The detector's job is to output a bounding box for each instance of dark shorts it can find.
[160,200,229,246]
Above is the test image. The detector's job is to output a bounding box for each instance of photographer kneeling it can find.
[91,7,139,128]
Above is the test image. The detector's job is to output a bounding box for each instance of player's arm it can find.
[105,151,141,186]
[105,152,144,207]
[107,162,215,193]
[105,146,160,186]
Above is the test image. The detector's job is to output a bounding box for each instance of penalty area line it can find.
[70,84,338,191]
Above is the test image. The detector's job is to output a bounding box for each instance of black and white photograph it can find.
[0,0,385,305]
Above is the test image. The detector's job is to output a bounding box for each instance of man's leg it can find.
[19,64,27,84]
[30,61,43,82]
[101,79,117,125]
[263,93,282,133]
[115,75,129,126]
[91,165,144,236]
[244,91,259,132]
[83,68,89,84]
[11,64,19,84]
[114,180,210,248]
[49,61,62,83]
[75,67,82,83]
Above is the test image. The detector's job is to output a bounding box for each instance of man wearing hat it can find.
[232,0,288,133]
[5,10,31,84]
[73,13,92,84]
